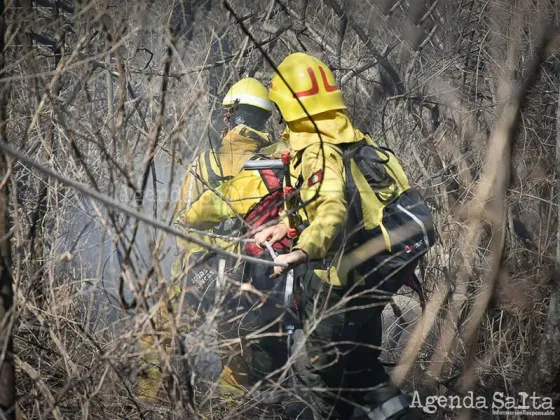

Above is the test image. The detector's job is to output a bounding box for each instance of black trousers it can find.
[244,252,300,384]
[297,261,417,420]
[217,252,299,386]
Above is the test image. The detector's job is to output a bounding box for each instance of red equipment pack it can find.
[243,158,291,257]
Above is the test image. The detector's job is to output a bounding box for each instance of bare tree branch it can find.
[0,141,285,268]
[0,0,15,417]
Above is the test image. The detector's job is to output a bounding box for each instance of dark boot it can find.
[352,385,417,420]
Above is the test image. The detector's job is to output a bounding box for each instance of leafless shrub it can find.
[0,1,559,419]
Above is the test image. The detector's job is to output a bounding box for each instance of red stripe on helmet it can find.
[294,67,319,98]
[319,67,338,92]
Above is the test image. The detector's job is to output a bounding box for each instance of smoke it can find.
[58,151,184,320]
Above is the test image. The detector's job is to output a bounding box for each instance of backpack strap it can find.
[259,168,282,192]
[345,141,400,205]
[245,154,284,192]
[203,150,234,188]
[341,145,365,231]
[326,144,364,288]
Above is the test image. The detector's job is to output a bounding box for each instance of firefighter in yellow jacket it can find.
[177,146,299,394]
[254,53,430,419]
[138,78,275,403]
[172,77,275,278]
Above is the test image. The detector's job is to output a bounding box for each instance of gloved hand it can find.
[271,249,308,279]
[254,223,289,248]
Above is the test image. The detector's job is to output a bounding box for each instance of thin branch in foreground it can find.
[0,0,16,417]
[0,141,284,268]
[392,24,560,399]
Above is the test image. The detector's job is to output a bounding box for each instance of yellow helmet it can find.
[269,53,346,122]
[222,77,273,111]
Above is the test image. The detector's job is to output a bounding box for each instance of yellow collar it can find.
[285,111,364,150]
[221,125,270,153]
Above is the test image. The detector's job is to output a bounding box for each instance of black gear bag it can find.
[340,141,436,292]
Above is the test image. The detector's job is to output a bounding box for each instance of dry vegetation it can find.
[1,0,560,419]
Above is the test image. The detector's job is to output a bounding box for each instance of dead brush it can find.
[1,1,560,420]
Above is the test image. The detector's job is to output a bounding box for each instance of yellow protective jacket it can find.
[285,111,410,286]
[178,125,271,210]
[172,125,271,271]
[181,170,272,229]
[179,141,290,231]
[142,128,273,402]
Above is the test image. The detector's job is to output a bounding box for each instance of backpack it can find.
[241,161,293,293]
[243,159,291,258]
[338,139,436,292]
